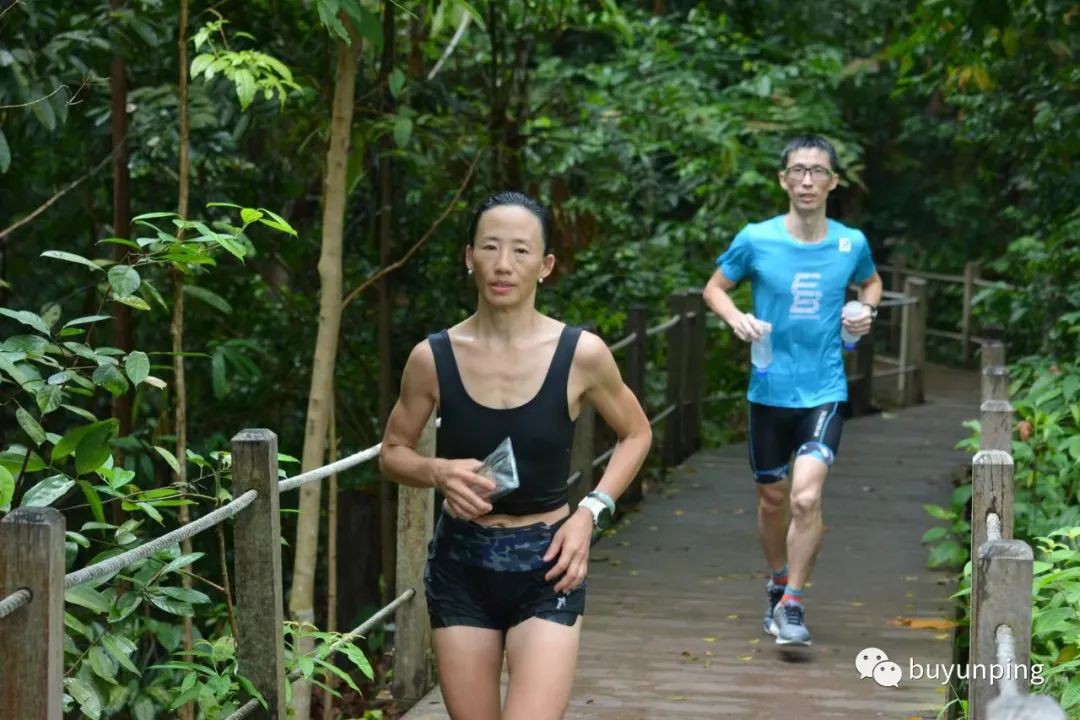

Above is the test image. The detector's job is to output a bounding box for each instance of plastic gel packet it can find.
[476,437,520,501]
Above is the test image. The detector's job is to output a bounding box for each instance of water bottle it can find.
[841,300,866,351]
[751,322,773,376]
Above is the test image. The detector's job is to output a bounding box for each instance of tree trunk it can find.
[109,0,132,526]
[321,396,339,720]
[175,4,194,719]
[408,4,426,77]
[377,0,397,604]
[288,19,359,720]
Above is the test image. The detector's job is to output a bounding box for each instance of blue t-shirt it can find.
[717,215,876,408]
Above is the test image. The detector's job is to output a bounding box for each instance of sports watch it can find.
[578,490,615,530]
[862,302,879,319]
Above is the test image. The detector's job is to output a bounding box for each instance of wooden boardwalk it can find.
[403,366,978,719]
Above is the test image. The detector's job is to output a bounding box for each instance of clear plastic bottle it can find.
[841,300,867,351]
[751,322,773,376]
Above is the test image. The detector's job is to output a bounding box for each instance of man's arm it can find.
[378,341,495,518]
[703,268,767,342]
[858,271,884,308]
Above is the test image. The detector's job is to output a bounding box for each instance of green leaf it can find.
[124,351,150,385]
[212,349,227,398]
[388,68,406,98]
[0,465,14,512]
[65,677,102,720]
[393,116,413,148]
[107,265,141,297]
[190,52,214,78]
[132,211,177,222]
[89,645,119,684]
[213,234,246,260]
[54,420,117,461]
[140,280,169,311]
[0,447,45,474]
[63,315,112,328]
[340,643,374,680]
[154,446,181,475]
[16,407,46,445]
[923,504,952,521]
[92,365,129,396]
[160,552,204,576]
[234,68,257,110]
[62,404,98,422]
[65,584,110,613]
[65,611,91,637]
[100,634,140,674]
[298,655,315,678]
[146,590,194,617]
[36,384,62,415]
[20,474,74,507]
[114,295,152,311]
[2,334,49,353]
[921,526,947,543]
[240,207,264,225]
[132,697,155,720]
[75,422,114,475]
[31,90,56,130]
[0,127,9,173]
[79,481,106,524]
[40,251,103,273]
[183,285,232,314]
[0,307,51,334]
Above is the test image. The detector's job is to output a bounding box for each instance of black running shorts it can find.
[747,401,844,483]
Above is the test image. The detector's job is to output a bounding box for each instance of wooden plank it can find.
[982,365,1009,403]
[662,292,687,468]
[393,411,435,705]
[0,507,65,720]
[980,399,1014,452]
[901,277,927,405]
[231,428,286,719]
[969,450,1015,663]
[621,304,648,505]
[970,540,1034,720]
[981,338,1006,371]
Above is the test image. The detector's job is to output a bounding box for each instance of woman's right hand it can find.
[729,312,770,342]
[433,458,497,520]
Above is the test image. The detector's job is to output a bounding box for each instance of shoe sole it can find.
[763,620,779,637]
[775,636,812,647]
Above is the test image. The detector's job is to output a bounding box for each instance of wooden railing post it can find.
[850,332,875,416]
[684,290,707,456]
[889,256,907,352]
[621,304,648,505]
[900,277,926,405]
[971,451,1015,553]
[962,261,979,365]
[970,540,1033,720]
[393,411,435,705]
[0,508,65,720]
[568,397,597,509]
[981,330,1006,371]
[981,398,1014,453]
[662,291,687,468]
[231,429,286,719]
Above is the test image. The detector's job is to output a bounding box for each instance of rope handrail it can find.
[994,624,1019,697]
[224,588,416,720]
[649,403,677,427]
[646,314,680,337]
[608,331,637,353]
[278,444,382,493]
[64,489,259,590]
[0,588,31,620]
[987,512,1002,542]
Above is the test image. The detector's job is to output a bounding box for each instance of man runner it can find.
[703,135,883,646]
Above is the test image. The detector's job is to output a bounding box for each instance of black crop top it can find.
[428,324,581,516]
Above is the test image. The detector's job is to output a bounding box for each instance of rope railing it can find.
[986,512,1002,542]
[649,403,677,427]
[608,331,637,353]
[64,489,259,590]
[646,314,680,337]
[278,444,382,493]
[225,588,417,720]
[0,588,31,620]
[994,624,1019,697]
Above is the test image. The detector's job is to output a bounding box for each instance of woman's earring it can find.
[538,276,544,284]
[467,267,473,276]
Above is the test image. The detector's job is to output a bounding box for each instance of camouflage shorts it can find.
[432,511,563,572]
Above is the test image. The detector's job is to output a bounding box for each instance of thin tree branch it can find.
[426,11,471,81]
[0,151,115,244]
[0,1,23,22]
[341,152,481,310]
[0,84,68,110]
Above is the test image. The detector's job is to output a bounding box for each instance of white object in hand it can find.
[751,321,773,375]
[841,300,868,351]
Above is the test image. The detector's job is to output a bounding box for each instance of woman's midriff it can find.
[442,500,571,529]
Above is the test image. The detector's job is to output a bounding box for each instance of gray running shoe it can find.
[763,581,784,636]
[773,601,812,646]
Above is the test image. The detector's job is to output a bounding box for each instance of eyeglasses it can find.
[783,165,834,182]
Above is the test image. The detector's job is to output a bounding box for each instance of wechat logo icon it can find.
[856,647,902,688]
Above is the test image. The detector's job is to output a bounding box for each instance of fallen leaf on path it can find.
[726,614,740,620]
[749,638,760,645]
[674,509,685,516]
[703,636,717,643]
[739,655,753,662]
[849,601,864,607]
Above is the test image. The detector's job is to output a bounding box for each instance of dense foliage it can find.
[1,0,1076,717]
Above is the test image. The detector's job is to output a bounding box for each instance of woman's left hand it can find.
[543,509,594,593]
